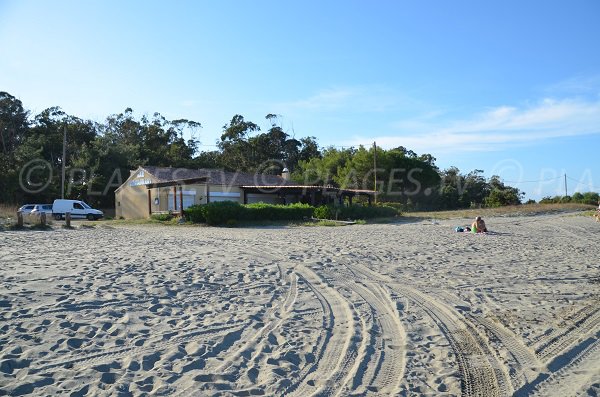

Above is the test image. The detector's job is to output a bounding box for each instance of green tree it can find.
[581,191,599,205]
[0,92,30,203]
[218,114,260,171]
[484,176,523,207]
[293,147,356,186]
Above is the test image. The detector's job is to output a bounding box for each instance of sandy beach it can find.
[0,213,598,396]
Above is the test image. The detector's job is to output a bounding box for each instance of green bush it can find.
[185,205,206,223]
[186,202,315,225]
[202,201,245,225]
[244,202,314,221]
[186,201,399,225]
[314,205,334,219]
[151,213,174,221]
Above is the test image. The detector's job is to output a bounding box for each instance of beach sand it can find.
[0,213,598,396]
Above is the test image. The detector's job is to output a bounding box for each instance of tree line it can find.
[2,91,530,210]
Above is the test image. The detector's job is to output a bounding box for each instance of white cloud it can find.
[278,85,422,114]
[291,88,356,111]
[544,75,600,96]
[347,97,600,154]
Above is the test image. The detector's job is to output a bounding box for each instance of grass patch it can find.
[29,223,53,231]
[361,217,399,224]
[6,223,54,231]
[6,223,26,231]
[151,213,174,222]
[302,220,347,227]
[578,210,599,218]
[218,219,303,228]
[99,215,395,228]
[99,217,183,226]
[403,203,595,220]
[0,204,18,221]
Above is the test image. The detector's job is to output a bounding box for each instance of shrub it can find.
[582,192,600,205]
[314,205,334,219]
[151,213,174,221]
[186,202,315,225]
[185,205,206,223]
[484,188,523,207]
[242,202,314,222]
[202,201,245,225]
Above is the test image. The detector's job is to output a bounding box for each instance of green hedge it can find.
[186,202,398,225]
[185,205,206,223]
[203,201,245,225]
[314,204,399,220]
[186,202,314,225]
[244,202,314,221]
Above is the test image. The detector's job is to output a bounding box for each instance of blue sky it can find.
[1,0,599,200]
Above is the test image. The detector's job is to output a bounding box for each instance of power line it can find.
[566,176,600,192]
[502,176,563,184]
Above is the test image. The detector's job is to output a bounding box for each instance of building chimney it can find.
[281,167,290,181]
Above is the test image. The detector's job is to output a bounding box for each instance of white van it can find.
[52,199,104,221]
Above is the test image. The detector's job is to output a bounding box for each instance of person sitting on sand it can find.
[596,200,600,222]
[471,216,488,233]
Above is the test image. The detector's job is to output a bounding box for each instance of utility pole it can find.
[61,126,66,199]
[373,141,377,204]
[564,173,568,198]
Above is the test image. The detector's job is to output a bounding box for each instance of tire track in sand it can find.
[518,332,600,397]
[346,280,406,395]
[315,260,406,396]
[441,288,542,389]
[286,263,358,397]
[534,306,600,363]
[392,283,510,397]
[474,316,542,388]
[345,260,511,397]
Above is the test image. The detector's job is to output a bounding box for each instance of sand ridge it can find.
[0,213,598,396]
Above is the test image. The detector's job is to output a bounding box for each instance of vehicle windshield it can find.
[81,202,91,209]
